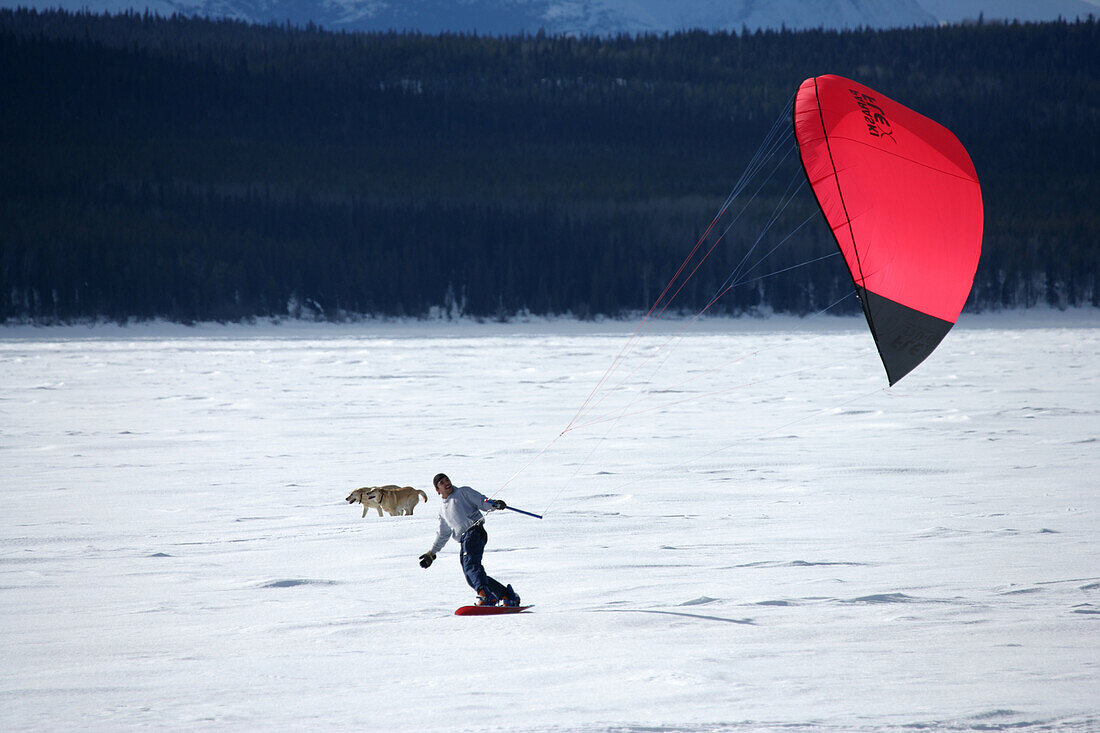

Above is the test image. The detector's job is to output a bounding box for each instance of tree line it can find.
[1,9,1097,323]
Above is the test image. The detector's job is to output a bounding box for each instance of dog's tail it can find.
[417,489,428,503]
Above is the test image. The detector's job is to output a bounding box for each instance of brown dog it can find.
[346,485,428,517]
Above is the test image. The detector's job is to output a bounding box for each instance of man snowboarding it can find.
[418,473,522,607]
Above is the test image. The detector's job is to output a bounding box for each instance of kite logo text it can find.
[850,89,897,144]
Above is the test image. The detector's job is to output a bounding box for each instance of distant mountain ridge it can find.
[5,0,1098,34]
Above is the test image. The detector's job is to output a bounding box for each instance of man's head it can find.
[433,473,453,497]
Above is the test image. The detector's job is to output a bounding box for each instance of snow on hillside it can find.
[919,0,1099,24]
[2,0,1096,34]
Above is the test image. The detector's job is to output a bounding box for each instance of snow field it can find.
[1,313,1097,731]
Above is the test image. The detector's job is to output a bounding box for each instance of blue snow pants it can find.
[459,524,508,600]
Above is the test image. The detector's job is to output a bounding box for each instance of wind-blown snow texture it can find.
[2,312,1098,731]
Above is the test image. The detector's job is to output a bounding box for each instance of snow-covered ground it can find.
[2,310,1098,731]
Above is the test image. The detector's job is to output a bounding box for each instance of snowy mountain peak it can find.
[5,0,1098,34]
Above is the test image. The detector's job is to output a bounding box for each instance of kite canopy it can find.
[793,75,983,385]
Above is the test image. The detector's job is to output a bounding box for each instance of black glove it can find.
[419,552,435,568]
[492,500,506,510]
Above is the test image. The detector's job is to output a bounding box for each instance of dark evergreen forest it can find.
[1,9,1097,323]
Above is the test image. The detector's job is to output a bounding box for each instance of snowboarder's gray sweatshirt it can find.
[429,485,498,554]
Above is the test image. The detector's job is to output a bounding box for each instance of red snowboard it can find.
[455,605,532,616]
